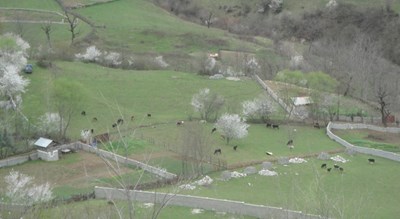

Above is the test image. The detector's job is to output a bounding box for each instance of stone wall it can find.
[95,186,324,219]
[0,152,38,168]
[326,122,400,162]
[75,142,177,180]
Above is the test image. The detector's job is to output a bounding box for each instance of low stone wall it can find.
[75,142,177,180]
[0,152,38,168]
[326,122,400,162]
[95,186,324,219]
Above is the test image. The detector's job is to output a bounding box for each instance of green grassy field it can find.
[0,152,156,199]
[22,61,263,139]
[74,0,266,53]
[10,199,255,219]
[171,153,400,219]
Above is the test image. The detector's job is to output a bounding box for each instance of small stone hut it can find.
[34,137,59,161]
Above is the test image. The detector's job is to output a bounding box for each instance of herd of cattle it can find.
[80,111,378,172]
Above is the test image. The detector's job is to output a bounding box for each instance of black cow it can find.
[214,148,221,155]
[112,123,117,128]
[334,164,340,169]
[147,113,152,117]
[81,111,86,116]
[313,122,320,129]
[339,167,344,172]
[287,139,293,145]
[131,115,135,121]
[266,123,272,128]
[117,118,124,125]
[321,163,327,169]
[233,145,238,151]
[368,158,375,164]
[91,129,94,134]
[211,127,217,134]
[327,168,332,172]
[272,124,279,129]
[92,117,98,122]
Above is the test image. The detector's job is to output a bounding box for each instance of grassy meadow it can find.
[22,61,263,139]
[170,153,400,219]
[1,0,400,218]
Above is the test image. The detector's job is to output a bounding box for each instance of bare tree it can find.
[376,82,391,127]
[41,22,53,49]
[180,122,212,177]
[64,11,79,45]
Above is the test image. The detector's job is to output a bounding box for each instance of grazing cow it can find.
[147,113,152,117]
[211,127,217,134]
[131,115,135,121]
[92,117,98,122]
[177,120,184,125]
[91,129,94,134]
[214,148,221,155]
[321,163,327,169]
[313,122,320,129]
[81,111,86,116]
[327,168,332,172]
[339,167,344,172]
[368,158,375,164]
[117,118,124,125]
[287,139,293,145]
[112,123,117,128]
[266,151,273,156]
[266,123,272,128]
[272,124,279,129]
[233,145,238,151]
[334,164,340,169]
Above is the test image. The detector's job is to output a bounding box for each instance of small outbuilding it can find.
[34,137,59,161]
[291,96,313,106]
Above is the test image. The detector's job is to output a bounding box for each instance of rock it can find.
[244,166,257,175]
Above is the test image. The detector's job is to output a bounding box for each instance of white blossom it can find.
[242,95,275,121]
[37,112,62,135]
[215,114,249,144]
[154,56,169,68]
[5,170,53,205]
[191,88,224,121]
[204,57,216,72]
[75,46,102,62]
[0,33,30,110]
[103,51,122,66]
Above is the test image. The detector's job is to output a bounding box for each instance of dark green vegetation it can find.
[1,0,400,218]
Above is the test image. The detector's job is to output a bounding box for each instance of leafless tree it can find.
[179,122,212,177]
[64,11,79,45]
[376,81,391,127]
[41,22,53,49]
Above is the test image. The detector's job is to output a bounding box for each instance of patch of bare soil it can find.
[363,130,400,146]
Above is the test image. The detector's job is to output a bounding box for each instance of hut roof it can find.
[34,137,53,148]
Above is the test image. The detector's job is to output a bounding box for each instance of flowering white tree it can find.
[0,33,30,110]
[242,95,275,122]
[75,45,102,62]
[37,112,63,136]
[245,57,260,75]
[215,114,249,144]
[191,88,224,121]
[103,51,122,66]
[5,170,53,205]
